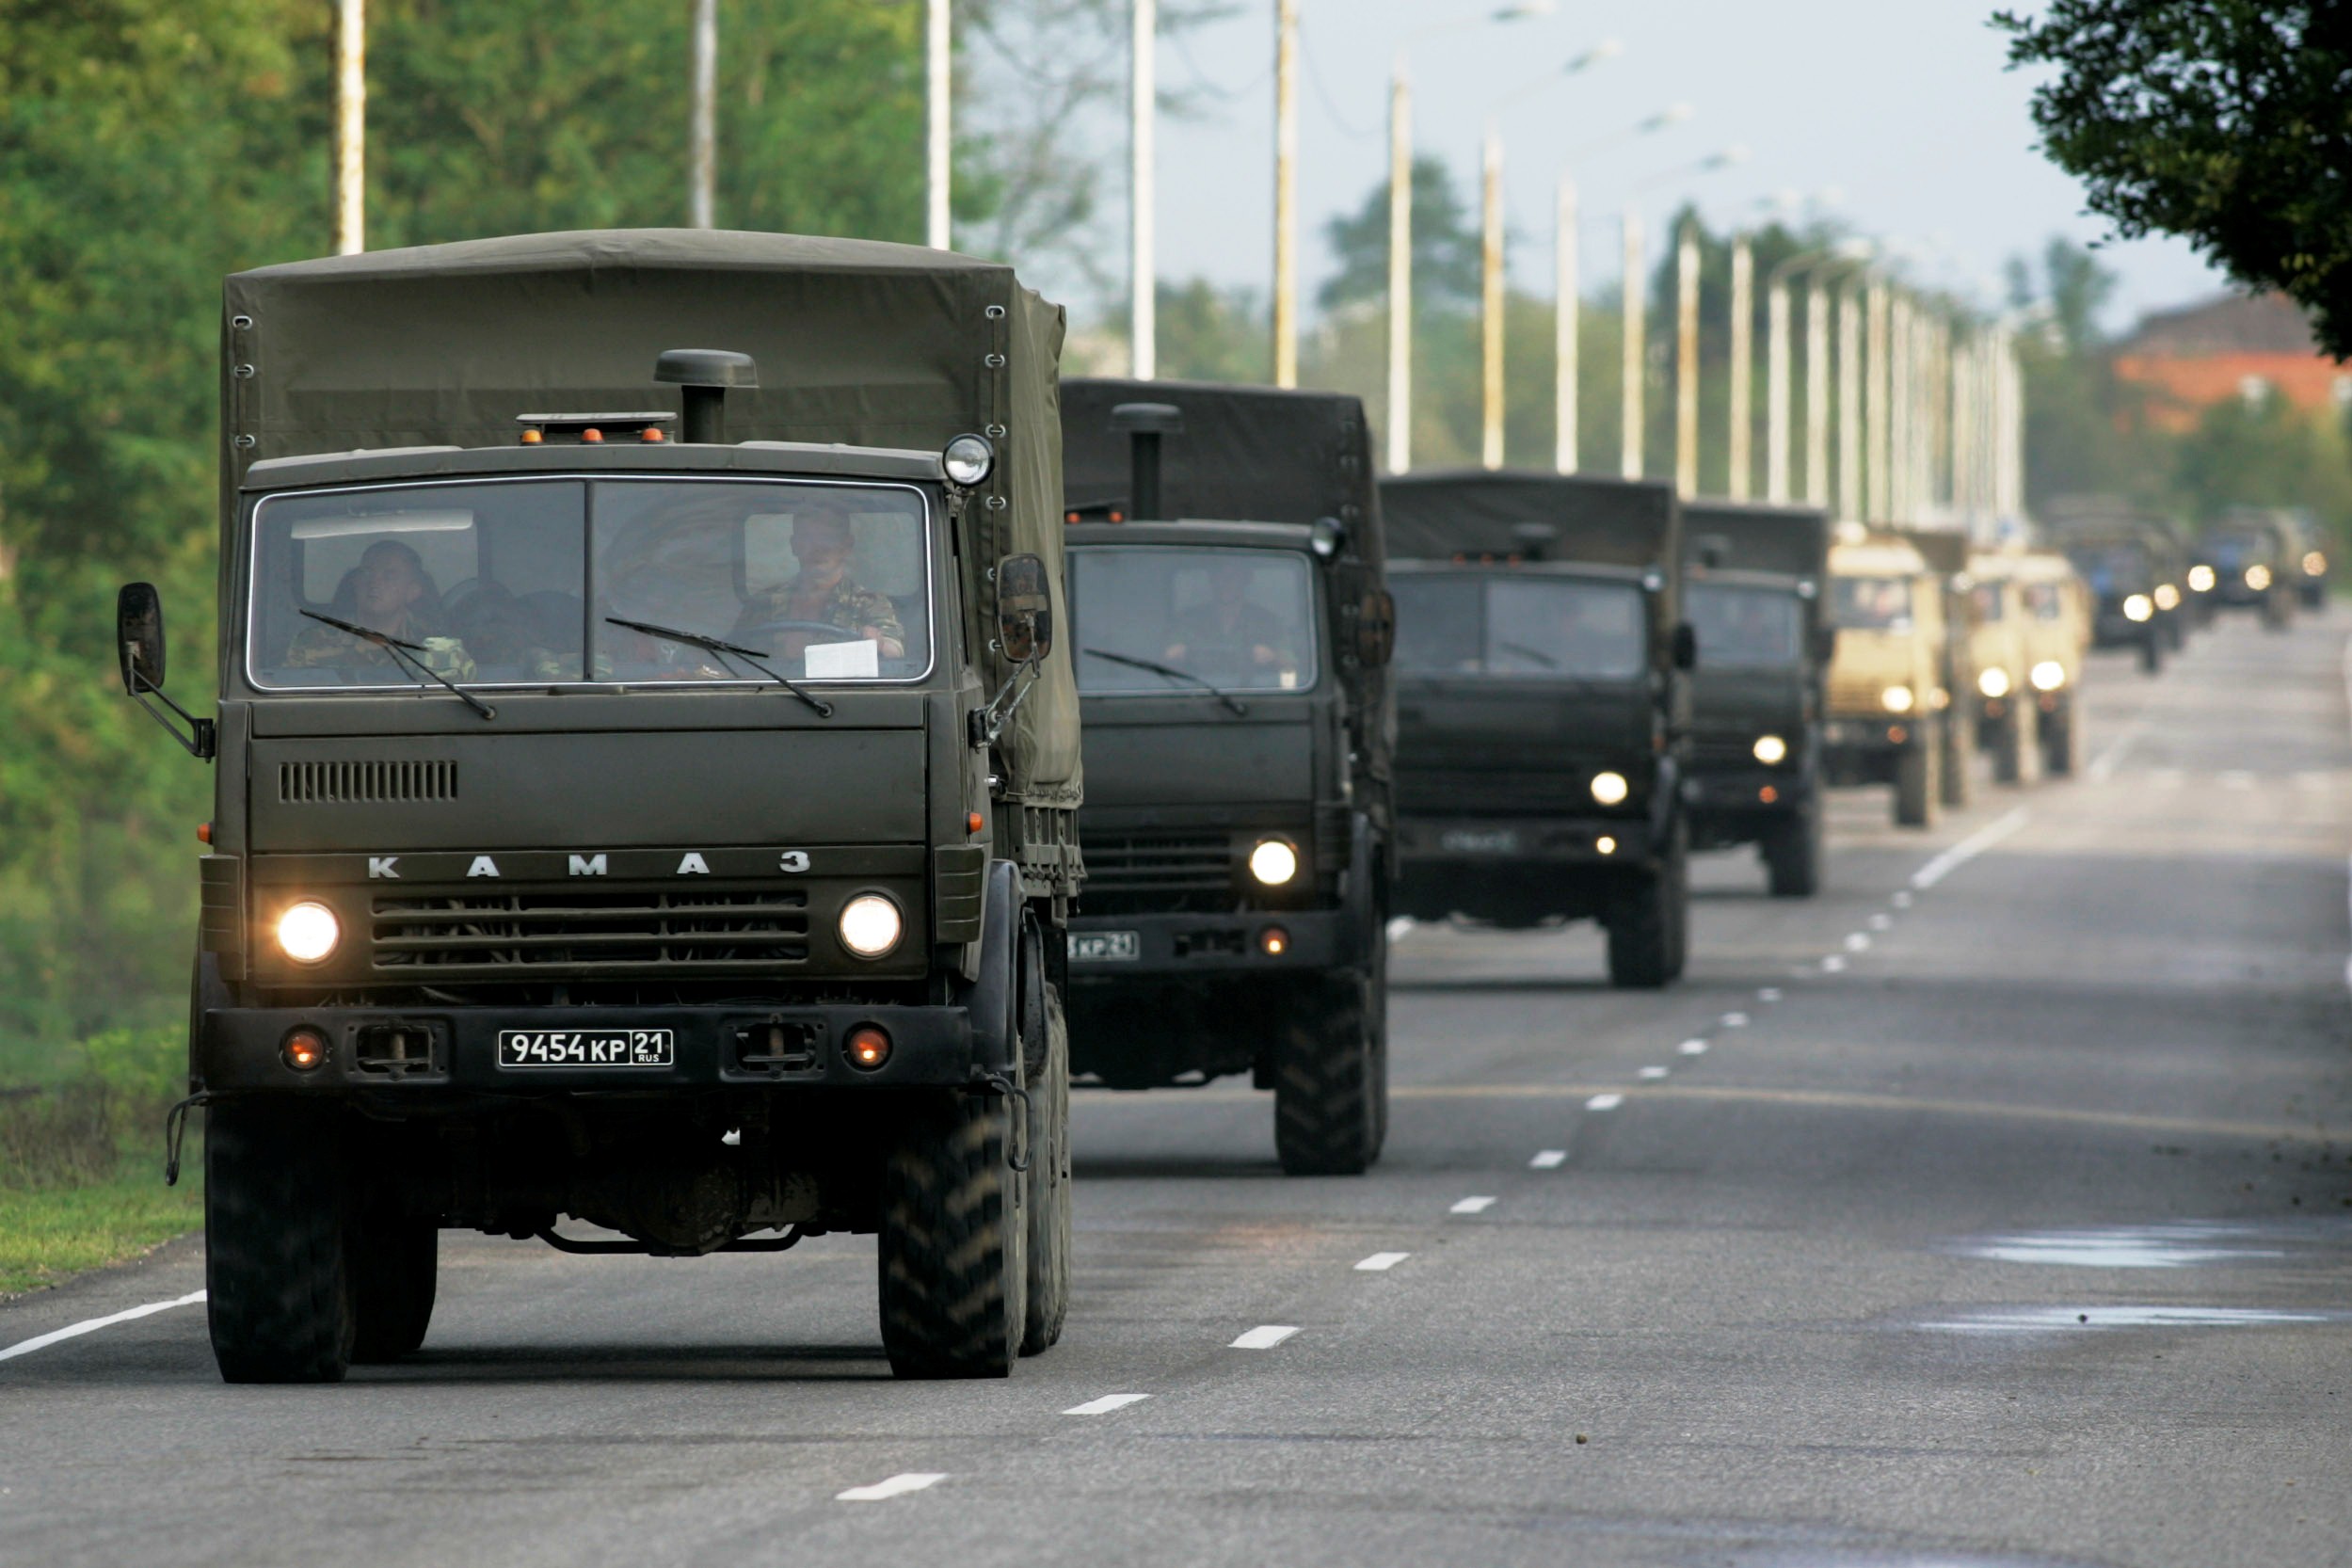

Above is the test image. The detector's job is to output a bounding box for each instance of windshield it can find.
[248,476,932,689]
[2204,532,2262,569]
[1970,581,2008,623]
[1392,574,1647,680]
[1688,583,1803,669]
[2067,545,2152,597]
[2023,582,2068,622]
[1832,576,1913,631]
[1071,547,1318,694]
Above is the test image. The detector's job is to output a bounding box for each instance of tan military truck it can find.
[1824,526,1951,827]
[1904,528,1979,813]
[1965,549,2040,785]
[2009,547,2089,776]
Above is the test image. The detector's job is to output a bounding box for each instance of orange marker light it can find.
[196,821,213,845]
[280,1029,328,1072]
[1259,927,1289,957]
[581,428,603,443]
[520,428,543,444]
[845,1025,892,1070]
[1759,786,1779,805]
[1888,725,1909,744]
[967,812,984,834]
[640,426,665,442]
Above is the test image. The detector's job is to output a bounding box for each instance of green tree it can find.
[1996,2,2352,358]
[2171,392,2352,539]
[1154,280,1270,384]
[1319,155,1481,313]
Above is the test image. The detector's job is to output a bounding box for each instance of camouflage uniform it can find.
[733,577,904,649]
[282,620,478,682]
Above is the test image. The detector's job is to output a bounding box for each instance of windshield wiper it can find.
[1082,647,1248,715]
[603,616,832,718]
[1495,639,1560,669]
[299,609,495,721]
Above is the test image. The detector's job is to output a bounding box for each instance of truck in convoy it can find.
[1680,500,1832,897]
[1377,472,1693,988]
[114,231,1084,1384]
[2009,547,2091,776]
[1904,528,1981,815]
[1823,525,1951,827]
[1055,379,1396,1175]
[1964,549,2042,786]
[2285,508,2331,609]
[2203,506,2302,629]
[2051,499,2190,666]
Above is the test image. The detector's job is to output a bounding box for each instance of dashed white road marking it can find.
[1384,915,1416,942]
[1354,1252,1411,1272]
[1911,807,2031,890]
[1449,1195,1498,1214]
[1822,954,1849,973]
[0,1290,207,1365]
[1637,1065,1669,1080]
[2152,767,2186,787]
[1530,1149,1568,1168]
[1867,913,1893,932]
[838,1473,949,1502]
[1063,1394,1151,1416]
[1585,1093,1624,1112]
[1720,1012,1750,1028]
[1756,986,1783,1002]
[2220,769,2257,791]
[1892,890,1914,909]
[1677,1038,1708,1056]
[1844,933,1872,952]
[1231,1325,1301,1350]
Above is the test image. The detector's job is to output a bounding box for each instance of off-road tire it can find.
[1365,913,1391,1161]
[205,1101,356,1384]
[2139,633,2164,673]
[878,1084,1028,1379]
[1607,820,1688,988]
[1020,984,1070,1357]
[2042,696,2084,777]
[1763,798,1821,898]
[350,1214,437,1364]
[1273,974,1379,1176]
[2263,592,2293,632]
[1992,701,2041,786]
[1938,712,1974,808]
[1895,734,1939,828]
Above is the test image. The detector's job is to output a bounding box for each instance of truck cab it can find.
[2205,507,2302,629]
[1965,551,2041,784]
[1824,527,1950,827]
[116,232,1081,1384]
[1379,471,1692,989]
[2008,547,2090,776]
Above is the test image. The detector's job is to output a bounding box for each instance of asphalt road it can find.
[6,610,2349,1568]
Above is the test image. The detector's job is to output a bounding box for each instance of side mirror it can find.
[996,553,1054,664]
[117,582,166,695]
[1814,624,1840,666]
[1671,622,1698,672]
[1355,588,1396,669]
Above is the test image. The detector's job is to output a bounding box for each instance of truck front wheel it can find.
[350,1211,437,1364]
[878,1084,1029,1379]
[1763,797,1821,898]
[205,1101,356,1384]
[1273,973,1380,1176]
[1607,820,1688,988]
[1020,984,1070,1357]
[2042,695,2084,777]
[1895,734,1940,827]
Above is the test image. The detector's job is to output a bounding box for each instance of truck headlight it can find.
[2304,551,2327,576]
[2122,593,2153,622]
[2187,564,2216,592]
[838,893,904,959]
[1752,734,1787,765]
[1247,839,1299,886]
[2029,660,2066,692]
[943,434,995,487]
[2153,584,2181,611]
[2246,564,2272,591]
[1977,667,2011,699]
[276,901,341,965]
[1880,685,1914,713]
[1590,770,1629,805]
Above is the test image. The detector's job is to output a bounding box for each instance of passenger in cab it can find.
[282,538,476,680]
[1164,558,1292,671]
[734,499,906,661]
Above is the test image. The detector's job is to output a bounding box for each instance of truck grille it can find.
[369,887,808,973]
[1397,767,1590,814]
[1826,676,1890,716]
[281,759,457,805]
[1082,832,1230,896]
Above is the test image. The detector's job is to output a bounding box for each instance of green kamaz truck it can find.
[115,231,1082,1384]
[1378,472,1692,988]
[1057,379,1395,1175]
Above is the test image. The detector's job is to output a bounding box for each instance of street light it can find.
[1764,239,1872,503]
[1131,0,1155,376]
[691,0,717,229]
[1614,143,1744,484]
[928,0,952,248]
[334,0,364,254]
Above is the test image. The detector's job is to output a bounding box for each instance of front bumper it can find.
[1686,764,1810,816]
[1823,716,1921,757]
[1398,814,1652,871]
[1066,906,1354,978]
[197,1002,985,1095]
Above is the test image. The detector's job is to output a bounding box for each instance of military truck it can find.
[1904,529,1980,813]
[2009,547,2090,776]
[1964,550,2041,786]
[2286,508,2331,609]
[1378,472,1693,988]
[2051,500,2189,665]
[1680,501,1831,897]
[1054,379,1395,1175]
[2204,507,2302,630]
[1823,526,1949,826]
[114,232,1083,1384]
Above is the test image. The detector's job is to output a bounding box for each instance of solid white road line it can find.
[1063,1394,1151,1416]
[1231,1325,1301,1350]
[1910,807,2031,891]
[2087,716,2146,781]
[1449,1195,1497,1214]
[838,1473,949,1502]
[1677,1040,1708,1057]
[1354,1252,1411,1272]
[1530,1149,1568,1168]
[0,1289,207,1365]
[1585,1093,1624,1111]
[1637,1065,1669,1080]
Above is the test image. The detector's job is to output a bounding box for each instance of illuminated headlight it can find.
[943,433,996,487]
[2245,565,2273,591]
[1590,770,1630,806]
[838,893,904,959]
[1880,685,1915,713]
[1977,667,2012,699]
[1247,839,1300,886]
[1752,734,1787,765]
[2153,584,2181,611]
[275,902,341,965]
[2029,660,2066,693]
[2121,593,2153,622]
[2304,551,2327,576]
[2187,564,2216,592]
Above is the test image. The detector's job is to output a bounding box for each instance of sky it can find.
[1116,0,2230,333]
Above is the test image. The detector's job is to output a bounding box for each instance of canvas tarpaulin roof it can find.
[1378,469,1681,618]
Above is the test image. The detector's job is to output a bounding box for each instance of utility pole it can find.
[1555,174,1577,472]
[1766,267,1791,502]
[1480,122,1505,469]
[1621,209,1644,480]
[334,0,365,254]
[1865,280,1890,520]
[1272,0,1300,388]
[1803,279,1832,507]
[1888,295,1911,522]
[1673,220,1700,498]
[1131,0,1156,376]
[927,0,952,248]
[1728,233,1752,500]
[1838,282,1863,520]
[1386,60,1413,471]
[690,0,717,229]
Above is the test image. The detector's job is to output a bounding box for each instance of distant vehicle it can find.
[1965,550,2044,785]
[1680,500,1832,897]
[115,232,1083,1384]
[2055,513,2178,671]
[2007,548,2092,776]
[2284,508,2331,609]
[1823,526,1953,827]
[1056,379,1396,1176]
[1380,472,1694,987]
[2203,507,2299,630]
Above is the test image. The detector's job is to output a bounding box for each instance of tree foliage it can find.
[1319,156,1482,313]
[1996,2,2352,358]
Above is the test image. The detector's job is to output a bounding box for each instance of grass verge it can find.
[0,1173,200,1298]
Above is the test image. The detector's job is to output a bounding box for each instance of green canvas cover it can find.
[1682,500,1830,584]
[1378,469,1681,620]
[219,229,1079,805]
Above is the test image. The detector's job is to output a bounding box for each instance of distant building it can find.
[2110,292,2351,431]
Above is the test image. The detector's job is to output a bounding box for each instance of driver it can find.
[1164,558,1288,669]
[283,538,476,680]
[732,497,905,660]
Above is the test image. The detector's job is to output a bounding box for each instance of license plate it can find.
[1439,827,1521,856]
[497,1029,674,1068]
[1070,930,1142,963]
